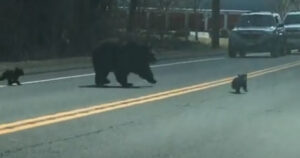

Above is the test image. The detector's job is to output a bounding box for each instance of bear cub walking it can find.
[231,74,248,94]
[0,67,24,86]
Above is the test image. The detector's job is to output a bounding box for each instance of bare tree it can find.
[211,0,220,48]
[268,0,300,16]
[290,0,300,9]
[127,0,138,33]
[157,0,178,11]
[268,0,290,16]
[156,0,179,40]
[194,0,201,41]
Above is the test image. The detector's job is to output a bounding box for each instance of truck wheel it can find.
[228,45,237,58]
[271,49,279,57]
[239,51,246,58]
[271,43,280,57]
[280,45,287,56]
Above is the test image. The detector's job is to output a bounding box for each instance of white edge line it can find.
[0,57,225,87]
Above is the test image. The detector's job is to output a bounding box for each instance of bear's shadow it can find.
[79,84,153,89]
[229,91,247,95]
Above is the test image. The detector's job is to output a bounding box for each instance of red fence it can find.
[118,9,248,32]
[189,13,205,31]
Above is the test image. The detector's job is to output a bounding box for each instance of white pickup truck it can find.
[284,11,300,53]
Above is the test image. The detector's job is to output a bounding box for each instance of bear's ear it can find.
[241,74,247,77]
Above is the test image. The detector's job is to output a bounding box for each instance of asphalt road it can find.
[1,52,300,158]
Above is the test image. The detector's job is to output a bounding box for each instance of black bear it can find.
[0,67,24,86]
[231,74,248,94]
[92,40,157,87]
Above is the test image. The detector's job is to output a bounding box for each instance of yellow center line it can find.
[1,60,300,135]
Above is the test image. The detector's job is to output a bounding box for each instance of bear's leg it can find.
[7,79,13,86]
[15,80,21,85]
[95,71,110,86]
[115,71,133,88]
[243,84,248,92]
[235,87,241,94]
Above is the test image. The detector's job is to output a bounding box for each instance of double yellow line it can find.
[1,60,300,136]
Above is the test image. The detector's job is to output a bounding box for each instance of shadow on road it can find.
[229,91,247,95]
[242,56,272,59]
[291,52,300,55]
[79,84,153,89]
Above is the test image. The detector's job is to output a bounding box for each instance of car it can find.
[228,12,286,58]
[283,11,300,53]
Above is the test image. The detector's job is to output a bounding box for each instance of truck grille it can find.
[240,33,263,40]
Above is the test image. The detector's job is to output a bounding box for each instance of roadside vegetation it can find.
[0,0,222,62]
[1,0,296,62]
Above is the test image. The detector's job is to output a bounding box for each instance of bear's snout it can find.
[148,79,157,84]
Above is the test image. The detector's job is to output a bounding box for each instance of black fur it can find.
[92,41,157,87]
[231,74,248,94]
[0,67,24,86]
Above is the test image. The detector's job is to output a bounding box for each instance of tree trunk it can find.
[194,0,199,41]
[211,0,220,48]
[127,0,138,33]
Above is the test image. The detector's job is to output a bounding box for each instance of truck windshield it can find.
[284,15,300,24]
[237,15,276,27]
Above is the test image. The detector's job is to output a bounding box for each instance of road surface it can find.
[1,53,300,158]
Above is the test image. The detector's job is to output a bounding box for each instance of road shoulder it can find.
[0,49,225,75]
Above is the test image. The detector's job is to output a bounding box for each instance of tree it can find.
[280,0,291,15]
[268,0,300,16]
[0,0,120,61]
[290,0,300,9]
[211,0,220,48]
[194,0,201,41]
[127,0,138,33]
[156,0,179,40]
[157,0,178,11]
[268,0,290,16]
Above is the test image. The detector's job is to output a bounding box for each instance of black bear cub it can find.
[231,74,248,94]
[0,67,24,86]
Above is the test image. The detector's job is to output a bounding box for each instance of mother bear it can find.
[92,40,157,87]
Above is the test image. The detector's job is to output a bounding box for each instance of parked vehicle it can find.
[284,11,300,53]
[228,12,286,58]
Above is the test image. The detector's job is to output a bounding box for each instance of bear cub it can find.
[231,74,247,94]
[0,67,24,86]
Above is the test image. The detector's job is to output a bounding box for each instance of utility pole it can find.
[211,0,220,48]
[127,0,138,33]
